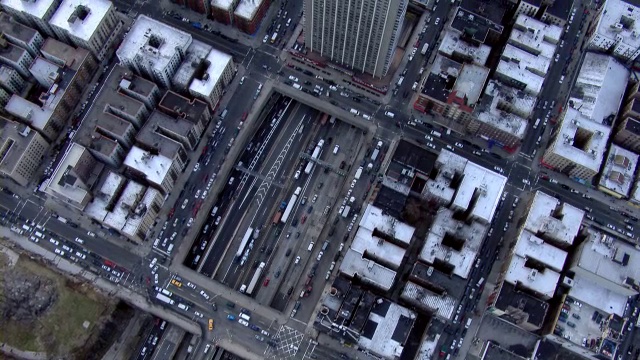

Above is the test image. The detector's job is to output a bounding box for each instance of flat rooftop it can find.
[598,144,638,197]
[593,0,640,58]
[0,41,30,63]
[569,273,628,317]
[234,0,265,20]
[419,208,487,279]
[116,15,192,76]
[159,91,209,123]
[358,204,415,245]
[40,38,91,71]
[420,55,463,103]
[188,47,233,98]
[50,0,113,42]
[524,191,584,246]
[451,6,504,43]
[0,119,48,176]
[339,248,397,291]
[0,12,40,44]
[473,81,532,139]
[401,281,457,320]
[46,142,91,204]
[515,231,568,272]
[439,30,491,66]
[357,299,416,359]
[453,63,490,106]
[123,146,172,187]
[547,108,612,174]
[135,111,189,159]
[505,255,560,298]
[512,14,563,56]
[493,281,549,329]
[569,52,629,124]
[351,227,406,269]
[172,39,212,91]
[210,0,235,11]
[496,45,546,95]
[0,0,58,18]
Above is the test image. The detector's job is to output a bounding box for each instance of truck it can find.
[397,77,404,87]
[246,262,266,295]
[533,118,541,129]
[354,167,363,180]
[270,32,278,44]
[305,139,325,174]
[421,43,429,55]
[281,187,302,224]
[191,22,202,29]
[155,293,175,305]
[57,217,68,224]
[371,148,380,161]
[272,211,282,225]
[235,227,254,259]
[341,205,351,218]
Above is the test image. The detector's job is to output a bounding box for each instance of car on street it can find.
[54,248,65,256]
[181,199,189,209]
[200,290,210,300]
[455,142,463,148]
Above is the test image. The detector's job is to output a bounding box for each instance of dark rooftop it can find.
[420,56,462,102]
[40,38,90,71]
[494,282,549,328]
[452,5,505,44]
[459,0,508,25]
[350,291,375,333]
[0,13,39,44]
[372,185,407,220]
[623,117,640,135]
[534,338,592,360]
[159,91,209,124]
[410,262,467,299]
[545,0,573,20]
[391,139,438,175]
[391,314,413,343]
[0,41,28,62]
[483,341,528,360]
[135,111,188,160]
[631,98,640,114]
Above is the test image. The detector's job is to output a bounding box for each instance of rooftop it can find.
[172,39,212,91]
[598,144,638,197]
[474,80,531,140]
[451,6,504,43]
[357,299,416,359]
[593,0,640,58]
[438,30,492,66]
[420,55,462,103]
[0,12,41,44]
[158,91,209,123]
[569,273,628,317]
[548,108,612,174]
[512,14,563,54]
[482,342,528,360]
[493,281,549,329]
[504,254,560,298]
[401,281,457,320]
[40,38,91,71]
[420,208,487,279]
[49,0,113,42]
[545,0,572,20]
[340,248,397,291]
[573,230,640,297]
[0,118,48,175]
[358,204,415,245]
[351,227,406,269]
[496,45,546,95]
[0,41,29,63]
[234,0,265,20]
[0,0,58,18]
[45,142,91,204]
[188,47,233,98]
[116,15,192,74]
[135,110,190,159]
[123,146,172,187]
[210,0,235,10]
[515,230,568,272]
[524,191,584,246]
[569,52,629,124]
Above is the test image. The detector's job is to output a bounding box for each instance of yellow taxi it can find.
[170,279,182,287]
[208,318,214,331]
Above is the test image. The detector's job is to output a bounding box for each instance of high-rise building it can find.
[303,0,408,78]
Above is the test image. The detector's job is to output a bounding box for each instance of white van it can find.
[288,75,299,82]
[384,111,395,118]
[350,108,360,116]
[34,231,45,239]
[239,313,251,321]
[307,242,314,251]
[178,303,190,311]
[167,244,174,254]
[75,237,85,244]
[465,318,472,329]
[239,284,247,293]
[220,109,228,119]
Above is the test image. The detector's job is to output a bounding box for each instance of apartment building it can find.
[0,117,49,186]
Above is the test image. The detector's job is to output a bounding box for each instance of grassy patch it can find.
[0,254,113,356]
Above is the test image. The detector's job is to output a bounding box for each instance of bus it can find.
[235,227,254,259]
[246,262,266,295]
[270,32,278,44]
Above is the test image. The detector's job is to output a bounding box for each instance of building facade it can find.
[303,0,408,78]
[0,118,49,186]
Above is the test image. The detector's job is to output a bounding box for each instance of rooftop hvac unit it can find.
[427,266,434,276]
[528,269,538,281]
[562,276,574,288]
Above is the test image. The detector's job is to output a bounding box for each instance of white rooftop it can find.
[188,47,233,98]
[569,52,629,123]
[419,208,487,279]
[427,150,506,224]
[515,230,568,272]
[401,282,457,320]
[358,301,415,359]
[173,40,212,90]
[592,0,640,60]
[569,273,628,317]
[505,255,560,298]
[210,0,235,10]
[439,30,491,66]
[339,248,396,291]
[572,230,640,297]
[0,0,57,18]
[123,146,172,187]
[234,0,265,20]
[104,180,144,230]
[511,14,562,58]
[546,108,612,174]
[524,191,584,246]
[116,15,192,75]
[29,57,59,87]
[496,45,547,95]
[45,142,90,204]
[4,95,52,133]
[351,227,406,269]
[453,64,490,106]
[474,81,532,139]
[598,144,638,197]
[358,204,415,245]
[50,0,113,42]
